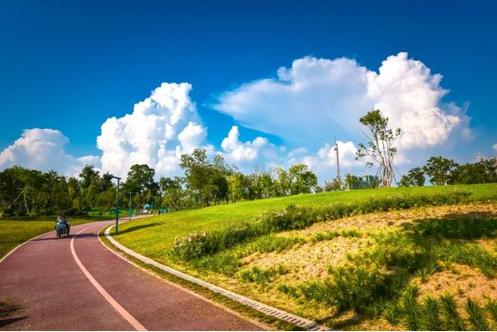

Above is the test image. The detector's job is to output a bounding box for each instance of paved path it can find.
[0,220,260,330]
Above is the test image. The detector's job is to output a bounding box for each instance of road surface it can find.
[0,220,260,330]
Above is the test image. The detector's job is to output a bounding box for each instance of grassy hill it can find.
[113,184,497,330]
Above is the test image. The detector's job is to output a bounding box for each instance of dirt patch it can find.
[415,264,497,305]
[241,237,369,282]
[282,202,497,238]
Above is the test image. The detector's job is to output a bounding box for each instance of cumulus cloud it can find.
[220,126,287,171]
[493,143,497,152]
[216,52,470,153]
[0,128,99,176]
[97,82,208,178]
[219,126,363,180]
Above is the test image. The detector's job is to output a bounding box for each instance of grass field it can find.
[114,184,497,254]
[0,216,108,259]
[112,184,497,329]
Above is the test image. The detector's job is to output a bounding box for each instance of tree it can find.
[160,176,186,211]
[124,164,159,206]
[423,156,458,185]
[180,149,231,206]
[356,110,401,187]
[324,179,342,192]
[288,164,318,194]
[275,168,291,196]
[399,167,425,187]
[450,158,497,184]
[345,174,359,190]
[227,172,251,202]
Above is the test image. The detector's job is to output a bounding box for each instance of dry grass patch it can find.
[242,237,369,283]
[416,264,497,305]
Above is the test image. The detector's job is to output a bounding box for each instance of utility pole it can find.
[111,175,121,234]
[334,139,341,189]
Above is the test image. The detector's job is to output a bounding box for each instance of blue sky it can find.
[0,0,496,180]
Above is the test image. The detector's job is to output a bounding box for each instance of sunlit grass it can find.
[0,216,108,258]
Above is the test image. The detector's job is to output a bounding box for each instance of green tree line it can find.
[400,156,497,187]
[0,148,319,217]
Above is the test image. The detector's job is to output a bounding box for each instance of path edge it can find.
[104,225,326,331]
[0,232,45,264]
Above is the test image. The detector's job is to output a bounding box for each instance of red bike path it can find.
[0,220,260,330]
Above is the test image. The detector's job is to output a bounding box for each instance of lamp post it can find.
[124,191,132,221]
[111,175,121,234]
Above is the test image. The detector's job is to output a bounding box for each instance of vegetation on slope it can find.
[113,184,497,329]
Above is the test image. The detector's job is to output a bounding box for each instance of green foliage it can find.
[240,235,303,255]
[312,229,360,242]
[239,265,288,284]
[424,156,459,185]
[356,109,401,187]
[399,167,425,187]
[420,297,442,330]
[486,299,497,324]
[451,158,497,185]
[179,149,232,206]
[401,287,421,330]
[464,299,489,330]
[190,252,240,276]
[440,294,466,330]
[172,190,472,260]
[123,164,159,206]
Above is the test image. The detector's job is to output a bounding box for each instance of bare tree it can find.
[355,110,401,187]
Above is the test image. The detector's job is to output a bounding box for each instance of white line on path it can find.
[105,225,326,331]
[70,225,147,331]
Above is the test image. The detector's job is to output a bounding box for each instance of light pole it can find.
[111,175,121,234]
[124,191,132,221]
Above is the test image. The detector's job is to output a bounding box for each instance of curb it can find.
[105,225,326,331]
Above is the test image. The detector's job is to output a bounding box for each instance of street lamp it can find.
[124,191,133,221]
[111,175,121,234]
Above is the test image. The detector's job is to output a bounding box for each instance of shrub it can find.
[239,265,288,284]
[299,265,407,314]
[172,231,209,260]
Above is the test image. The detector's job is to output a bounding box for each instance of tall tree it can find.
[288,163,318,194]
[423,156,458,185]
[124,164,159,206]
[356,110,401,187]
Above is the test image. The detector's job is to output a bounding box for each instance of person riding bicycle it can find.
[56,212,70,235]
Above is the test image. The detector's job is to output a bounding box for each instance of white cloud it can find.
[219,126,363,181]
[220,126,287,171]
[97,82,208,178]
[216,52,470,154]
[493,143,497,152]
[0,128,99,176]
[178,122,207,153]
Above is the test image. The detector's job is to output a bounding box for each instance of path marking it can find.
[71,225,147,331]
[105,225,326,331]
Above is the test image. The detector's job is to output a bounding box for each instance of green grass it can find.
[114,184,497,261]
[0,216,109,259]
[111,183,497,329]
